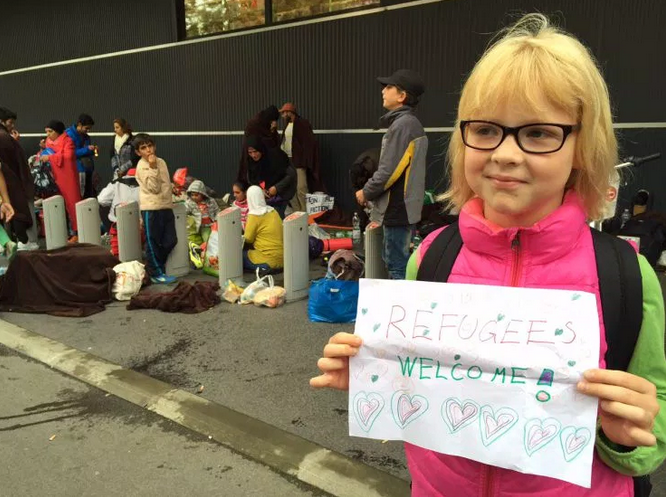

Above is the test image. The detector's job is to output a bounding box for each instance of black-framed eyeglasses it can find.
[460,120,580,154]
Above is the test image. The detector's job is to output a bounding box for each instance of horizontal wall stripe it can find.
[0,0,444,77]
[17,123,666,138]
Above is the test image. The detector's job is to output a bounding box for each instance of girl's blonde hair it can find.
[442,13,617,220]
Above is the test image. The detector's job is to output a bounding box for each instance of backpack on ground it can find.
[416,221,651,497]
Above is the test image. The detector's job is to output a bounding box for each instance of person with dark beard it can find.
[242,135,296,219]
[279,102,324,213]
[237,105,280,184]
[0,107,36,250]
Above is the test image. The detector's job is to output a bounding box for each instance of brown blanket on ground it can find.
[0,244,118,317]
[127,281,220,314]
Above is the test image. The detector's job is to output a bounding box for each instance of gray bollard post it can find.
[76,198,102,245]
[283,211,309,301]
[116,201,142,262]
[43,195,68,250]
[364,221,388,279]
[217,206,243,286]
[165,202,190,278]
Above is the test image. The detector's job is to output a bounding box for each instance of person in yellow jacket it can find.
[243,185,283,272]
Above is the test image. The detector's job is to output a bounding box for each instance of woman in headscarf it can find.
[243,185,284,272]
[237,105,281,184]
[242,135,296,219]
[110,118,137,179]
[41,120,81,238]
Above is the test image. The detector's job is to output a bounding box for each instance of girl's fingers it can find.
[329,332,362,347]
[623,425,658,447]
[310,374,331,388]
[317,357,347,372]
[583,369,657,396]
[600,400,655,429]
[577,382,658,414]
[323,343,359,359]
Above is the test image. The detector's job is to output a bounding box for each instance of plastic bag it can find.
[308,278,359,323]
[112,261,146,301]
[254,286,286,308]
[222,279,245,304]
[239,269,274,305]
[202,222,219,277]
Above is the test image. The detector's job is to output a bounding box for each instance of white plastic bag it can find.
[203,222,219,277]
[112,261,146,301]
[239,268,274,305]
[306,192,334,215]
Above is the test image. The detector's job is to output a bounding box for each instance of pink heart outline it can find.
[478,406,519,447]
[441,398,479,433]
[559,426,592,462]
[523,418,561,456]
[352,392,385,433]
[390,391,429,429]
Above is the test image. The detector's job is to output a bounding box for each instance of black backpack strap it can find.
[416,222,463,282]
[590,228,643,372]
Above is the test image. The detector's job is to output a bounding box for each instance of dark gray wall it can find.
[1,0,665,212]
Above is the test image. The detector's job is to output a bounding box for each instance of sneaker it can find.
[4,241,17,261]
[17,241,39,251]
[150,274,177,285]
[188,242,203,269]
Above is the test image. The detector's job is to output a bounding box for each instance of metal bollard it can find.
[165,203,190,278]
[43,195,68,250]
[116,201,142,262]
[76,198,102,245]
[283,211,309,301]
[364,221,387,279]
[217,206,243,286]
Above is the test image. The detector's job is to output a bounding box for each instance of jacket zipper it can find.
[481,465,495,497]
[510,231,522,287]
[480,233,520,497]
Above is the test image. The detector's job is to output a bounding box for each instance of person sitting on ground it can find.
[185,179,219,244]
[133,133,177,285]
[65,113,97,198]
[111,118,138,179]
[232,180,249,229]
[0,161,17,260]
[243,135,296,219]
[97,168,141,257]
[243,185,284,272]
[43,120,81,242]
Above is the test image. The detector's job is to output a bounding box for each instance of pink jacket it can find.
[409,192,633,497]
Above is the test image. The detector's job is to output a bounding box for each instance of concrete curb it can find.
[0,319,410,497]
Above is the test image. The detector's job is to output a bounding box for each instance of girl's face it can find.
[463,96,578,228]
[113,122,123,136]
[233,186,246,202]
[189,192,204,203]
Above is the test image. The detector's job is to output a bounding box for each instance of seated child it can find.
[185,179,219,243]
[243,185,284,272]
[97,168,141,257]
[232,180,249,229]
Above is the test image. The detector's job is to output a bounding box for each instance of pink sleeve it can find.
[416,226,448,265]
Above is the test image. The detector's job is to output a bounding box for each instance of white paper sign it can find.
[349,279,600,488]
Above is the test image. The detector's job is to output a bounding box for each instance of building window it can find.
[184,0,265,37]
[183,0,381,38]
[272,0,380,23]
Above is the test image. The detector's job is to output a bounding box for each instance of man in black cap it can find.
[355,69,428,279]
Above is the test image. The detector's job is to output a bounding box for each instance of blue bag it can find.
[308,278,359,323]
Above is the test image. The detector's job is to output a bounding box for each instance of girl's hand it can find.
[1,202,14,222]
[40,155,50,163]
[577,369,660,447]
[310,332,362,391]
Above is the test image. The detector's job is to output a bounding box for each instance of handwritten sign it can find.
[349,279,600,488]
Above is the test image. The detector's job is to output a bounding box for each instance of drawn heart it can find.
[372,323,381,332]
[567,360,576,367]
[362,363,388,383]
[497,313,505,321]
[391,391,429,428]
[571,293,581,301]
[361,308,368,315]
[559,426,592,462]
[554,328,564,336]
[353,392,385,433]
[524,418,561,456]
[351,362,364,380]
[479,406,519,446]
[441,398,479,433]
[430,302,438,309]
[371,375,379,383]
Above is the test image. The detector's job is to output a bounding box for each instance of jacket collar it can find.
[379,106,413,128]
[458,190,588,265]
